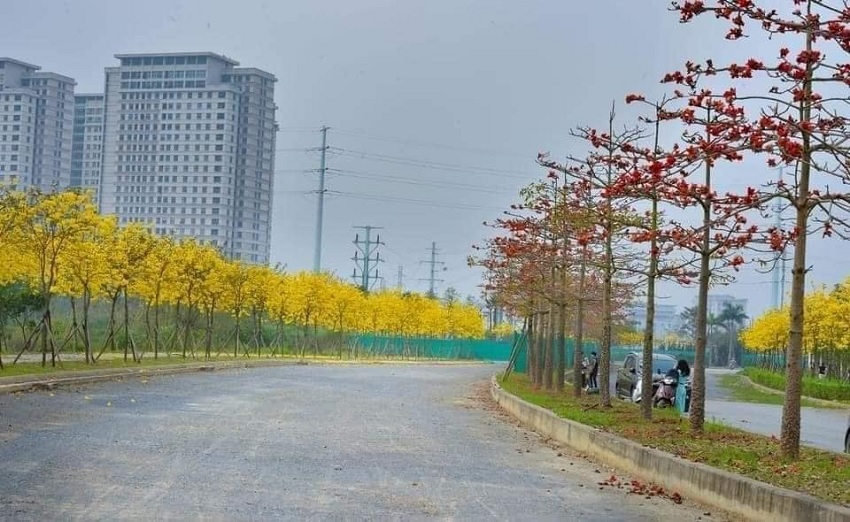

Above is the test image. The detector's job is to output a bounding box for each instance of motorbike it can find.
[652,373,678,408]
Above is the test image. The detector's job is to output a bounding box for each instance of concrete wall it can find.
[491,378,850,522]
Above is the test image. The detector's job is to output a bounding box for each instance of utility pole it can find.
[313,126,329,273]
[352,225,384,292]
[419,241,444,299]
[396,265,404,290]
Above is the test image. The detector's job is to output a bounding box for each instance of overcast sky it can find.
[4,0,845,320]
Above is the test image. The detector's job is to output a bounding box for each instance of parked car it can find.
[616,352,679,401]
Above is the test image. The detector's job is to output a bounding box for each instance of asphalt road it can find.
[0,364,719,521]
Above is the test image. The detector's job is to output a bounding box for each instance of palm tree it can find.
[718,303,748,367]
[678,306,697,343]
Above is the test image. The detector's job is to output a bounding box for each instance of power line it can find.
[327,167,517,195]
[330,128,532,159]
[328,147,533,179]
[330,190,506,212]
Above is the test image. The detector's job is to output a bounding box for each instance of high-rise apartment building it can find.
[71,94,104,202]
[0,58,75,190]
[99,52,277,263]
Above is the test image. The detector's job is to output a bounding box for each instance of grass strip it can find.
[719,373,848,409]
[500,373,850,507]
[744,367,850,401]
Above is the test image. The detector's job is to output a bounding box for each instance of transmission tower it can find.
[771,166,789,309]
[419,241,445,299]
[396,265,404,290]
[352,226,384,292]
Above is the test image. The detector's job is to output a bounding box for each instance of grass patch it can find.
[0,356,200,377]
[0,353,478,379]
[500,373,850,507]
[744,367,850,401]
[719,374,847,409]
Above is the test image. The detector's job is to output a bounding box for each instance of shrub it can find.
[743,367,850,401]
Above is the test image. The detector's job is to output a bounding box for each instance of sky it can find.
[3,0,847,321]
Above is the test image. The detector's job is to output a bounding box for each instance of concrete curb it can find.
[739,374,850,409]
[490,376,850,522]
[0,359,306,394]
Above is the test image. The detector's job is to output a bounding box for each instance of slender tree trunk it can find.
[533,310,545,388]
[779,10,817,459]
[69,297,79,354]
[527,312,536,386]
[543,301,555,390]
[83,293,92,364]
[205,306,214,360]
[781,185,809,459]
[640,197,659,419]
[180,302,189,359]
[599,228,613,407]
[598,106,616,408]
[153,295,161,360]
[108,294,118,353]
[556,298,566,391]
[690,178,712,434]
[574,252,587,398]
[40,299,49,367]
[123,287,135,362]
[234,313,241,357]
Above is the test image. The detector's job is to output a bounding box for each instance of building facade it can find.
[625,303,679,337]
[0,58,75,190]
[706,294,748,318]
[99,52,277,263]
[71,94,104,202]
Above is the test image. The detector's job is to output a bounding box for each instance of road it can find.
[0,364,719,521]
[702,370,849,453]
[607,364,848,453]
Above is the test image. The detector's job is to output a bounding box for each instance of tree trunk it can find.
[556,299,566,392]
[153,295,161,360]
[640,197,659,419]
[108,293,118,353]
[527,312,536,386]
[543,301,555,390]
[123,287,136,362]
[533,310,545,388]
[205,306,214,360]
[781,187,809,459]
[83,292,93,364]
[234,313,241,357]
[573,252,587,398]
[599,228,613,407]
[690,166,712,434]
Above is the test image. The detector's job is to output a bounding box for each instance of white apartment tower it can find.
[0,58,75,190]
[100,52,277,263]
[71,94,104,202]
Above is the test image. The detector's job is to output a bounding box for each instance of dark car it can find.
[845,414,849,454]
[616,352,679,400]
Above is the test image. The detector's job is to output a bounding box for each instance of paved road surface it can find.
[0,364,718,521]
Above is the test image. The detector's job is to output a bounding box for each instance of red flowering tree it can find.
[475,173,614,395]
[670,0,850,457]
[606,91,762,428]
[538,106,645,407]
